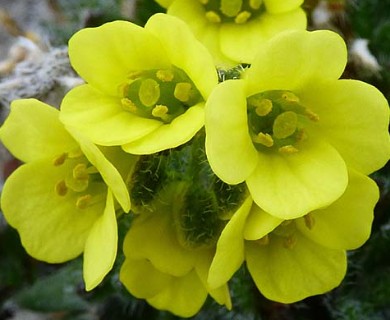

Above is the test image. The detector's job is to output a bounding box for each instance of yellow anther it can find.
[174,82,192,102]
[250,0,262,10]
[273,111,298,139]
[198,0,208,4]
[279,145,299,154]
[304,213,315,230]
[53,153,67,166]
[282,91,300,103]
[254,98,273,116]
[156,69,174,82]
[152,105,169,120]
[257,234,269,245]
[283,235,297,249]
[254,132,274,147]
[139,78,160,107]
[121,98,137,113]
[55,180,68,196]
[67,148,83,159]
[205,11,222,23]
[220,0,242,17]
[127,70,143,80]
[76,194,92,210]
[305,109,320,122]
[235,11,251,24]
[73,163,89,181]
[296,129,308,142]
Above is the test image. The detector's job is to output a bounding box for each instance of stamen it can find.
[250,0,262,10]
[273,111,298,139]
[283,235,297,249]
[67,148,83,159]
[254,98,273,116]
[52,153,67,166]
[305,109,320,122]
[174,82,192,102]
[55,180,68,196]
[254,132,274,147]
[121,98,137,113]
[198,0,208,4]
[76,194,92,210]
[257,234,269,245]
[279,145,299,154]
[304,213,315,230]
[156,69,174,82]
[127,70,143,80]
[139,78,160,107]
[205,11,222,23]
[235,11,251,24]
[152,105,169,121]
[73,163,89,180]
[282,91,300,103]
[220,0,242,17]
[296,129,308,142]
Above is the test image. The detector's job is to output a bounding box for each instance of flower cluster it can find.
[1,2,390,318]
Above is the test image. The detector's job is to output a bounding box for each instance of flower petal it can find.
[60,84,162,146]
[296,170,378,250]
[123,211,197,277]
[71,130,131,212]
[122,104,204,154]
[246,232,347,303]
[83,190,117,290]
[300,79,390,174]
[205,80,258,184]
[120,257,172,299]
[208,196,252,289]
[245,30,347,96]
[1,160,103,262]
[263,0,304,13]
[244,205,283,240]
[145,13,218,98]
[0,99,77,163]
[68,20,170,96]
[147,269,208,318]
[246,139,348,219]
[220,9,307,63]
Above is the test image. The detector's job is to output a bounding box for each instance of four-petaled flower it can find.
[0,99,137,290]
[205,29,390,220]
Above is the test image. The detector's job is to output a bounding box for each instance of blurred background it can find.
[0,0,390,319]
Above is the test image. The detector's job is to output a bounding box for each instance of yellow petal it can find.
[83,190,117,290]
[263,0,304,13]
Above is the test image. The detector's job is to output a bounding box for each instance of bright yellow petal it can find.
[246,139,348,219]
[60,84,162,146]
[205,80,258,184]
[300,80,390,174]
[246,232,347,303]
[120,257,172,299]
[244,205,283,240]
[122,211,197,277]
[296,170,378,250]
[0,99,77,163]
[263,0,304,13]
[68,20,170,96]
[1,160,103,263]
[122,104,204,154]
[208,196,252,289]
[145,13,218,98]
[245,30,347,96]
[83,191,117,290]
[147,269,208,318]
[220,9,307,63]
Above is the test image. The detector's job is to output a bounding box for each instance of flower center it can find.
[121,66,203,124]
[53,149,105,209]
[201,0,265,24]
[247,90,319,154]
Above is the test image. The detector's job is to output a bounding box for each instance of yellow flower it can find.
[205,29,390,219]
[163,0,307,64]
[60,13,218,155]
[0,99,137,290]
[120,183,231,317]
[208,170,379,303]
